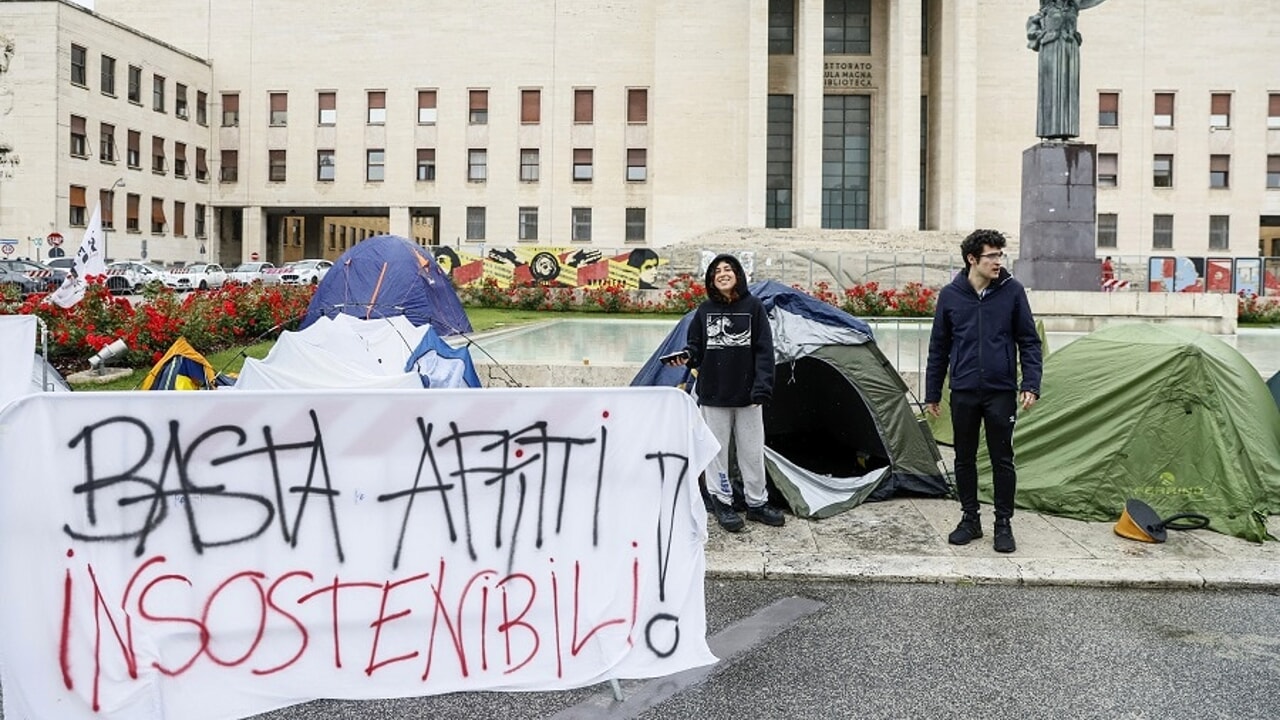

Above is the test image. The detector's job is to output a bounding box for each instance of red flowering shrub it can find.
[1238,291,1280,324]
[662,273,706,313]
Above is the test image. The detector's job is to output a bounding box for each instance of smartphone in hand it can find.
[659,349,690,365]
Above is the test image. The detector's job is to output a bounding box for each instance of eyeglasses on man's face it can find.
[978,251,1007,261]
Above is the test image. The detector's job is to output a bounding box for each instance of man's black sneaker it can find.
[710,497,745,533]
[746,503,785,527]
[947,514,983,545]
[993,520,1017,553]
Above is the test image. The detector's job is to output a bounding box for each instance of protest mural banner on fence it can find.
[0,387,719,720]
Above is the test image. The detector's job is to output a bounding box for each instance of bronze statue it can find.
[1027,0,1108,140]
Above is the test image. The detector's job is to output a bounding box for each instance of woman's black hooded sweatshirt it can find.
[682,254,774,407]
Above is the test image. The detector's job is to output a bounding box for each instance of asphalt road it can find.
[7,580,1275,720]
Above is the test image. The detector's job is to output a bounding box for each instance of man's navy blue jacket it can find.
[924,267,1042,403]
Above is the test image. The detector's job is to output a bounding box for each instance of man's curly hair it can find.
[960,229,1007,267]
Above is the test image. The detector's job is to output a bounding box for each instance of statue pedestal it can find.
[1015,143,1100,291]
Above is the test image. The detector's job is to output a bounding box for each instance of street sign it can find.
[1,244,14,256]
[47,247,66,258]
[47,232,64,247]
[250,251,260,261]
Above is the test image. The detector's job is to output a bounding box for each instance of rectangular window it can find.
[366,149,385,182]
[100,189,115,229]
[173,201,186,237]
[767,94,795,228]
[174,142,187,177]
[416,149,436,181]
[128,65,142,103]
[367,91,386,124]
[176,83,189,119]
[769,0,796,54]
[1209,154,1230,188]
[318,150,336,181]
[151,197,166,234]
[127,130,141,168]
[1210,93,1231,128]
[98,122,115,162]
[153,75,166,112]
[152,136,166,174]
[1154,92,1174,128]
[418,90,437,124]
[824,0,872,54]
[195,147,208,182]
[1097,153,1118,186]
[126,193,140,232]
[625,208,646,242]
[518,207,539,241]
[627,88,648,124]
[521,89,541,124]
[222,93,239,126]
[573,148,593,181]
[1270,94,1280,130]
[70,115,88,157]
[69,185,87,226]
[1098,91,1118,127]
[100,55,116,95]
[626,148,647,181]
[268,150,286,181]
[1096,213,1118,248]
[1208,215,1229,250]
[1153,154,1173,188]
[574,89,594,123]
[520,149,540,182]
[822,94,871,229]
[466,207,486,240]
[1152,214,1173,249]
[468,149,487,182]
[71,45,87,86]
[469,90,488,124]
[318,91,337,125]
[196,91,208,125]
[269,92,288,126]
[220,150,238,182]
[195,204,206,238]
[571,208,592,242]
[1268,155,1280,189]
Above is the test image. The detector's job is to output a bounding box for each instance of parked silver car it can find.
[279,259,333,285]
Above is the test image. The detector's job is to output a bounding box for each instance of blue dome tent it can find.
[302,235,472,334]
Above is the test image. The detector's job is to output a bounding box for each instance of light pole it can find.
[106,177,125,261]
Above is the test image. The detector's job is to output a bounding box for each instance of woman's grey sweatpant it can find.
[701,404,768,508]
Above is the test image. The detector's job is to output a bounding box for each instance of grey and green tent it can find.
[979,323,1280,542]
[633,280,949,518]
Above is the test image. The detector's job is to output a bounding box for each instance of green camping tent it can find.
[979,323,1280,542]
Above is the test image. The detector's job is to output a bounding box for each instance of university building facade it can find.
[1,0,1277,268]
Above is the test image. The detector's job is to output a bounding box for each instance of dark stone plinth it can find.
[1016,143,1101,291]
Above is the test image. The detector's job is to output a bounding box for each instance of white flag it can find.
[45,204,107,308]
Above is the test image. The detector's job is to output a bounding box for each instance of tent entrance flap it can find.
[765,357,891,476]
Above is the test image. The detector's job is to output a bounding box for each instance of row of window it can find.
[69,116,210,180]
[453,207,648,244]
[1098,91,1280,129]
[768,0,874,56]
[1098,153,1280,190]
[219,147,649,184]
[1096,214,1231,251]
[69,44,210,125]
[220,87,650,129]
[67,185,205,238]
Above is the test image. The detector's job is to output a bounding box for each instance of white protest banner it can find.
[0,315,37,409]
[47,203,108,308]
[0,387,719,720]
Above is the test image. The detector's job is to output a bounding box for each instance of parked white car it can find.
[227,261,275,285]
[163,263,228,291]
[105,261,166,294]
[279,259,333,285]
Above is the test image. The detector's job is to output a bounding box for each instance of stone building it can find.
[0,0,1276,268]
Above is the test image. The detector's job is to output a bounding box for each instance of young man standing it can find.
[924,230,1042,553]
[665,253,784,532]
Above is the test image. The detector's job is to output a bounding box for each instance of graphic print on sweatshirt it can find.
[706,312,752,348]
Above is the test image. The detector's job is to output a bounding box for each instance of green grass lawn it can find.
[71,309,684,391]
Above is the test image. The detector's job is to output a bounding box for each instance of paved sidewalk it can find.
[704,497,1280,589]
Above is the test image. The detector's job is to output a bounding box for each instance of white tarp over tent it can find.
[1,316,70,409]
[234,314,463,390]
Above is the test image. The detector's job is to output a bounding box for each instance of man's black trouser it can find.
[950,389,1018,521]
